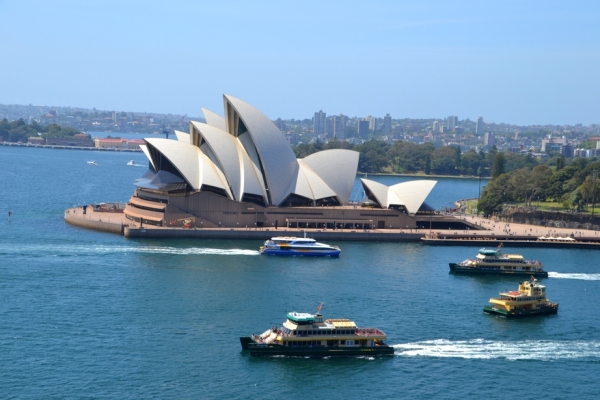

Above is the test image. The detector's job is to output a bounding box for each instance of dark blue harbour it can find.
[1,146,599,399]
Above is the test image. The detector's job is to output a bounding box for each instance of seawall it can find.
[497,209,600,230]
[123,226,423,241]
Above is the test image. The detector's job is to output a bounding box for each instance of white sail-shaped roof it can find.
[360,178,436,214]
[301,149,359,205]
[297,163,338,200]
[136,95,363,209]
[174,130,190,144]
[190,121,267,203]
[191,121,241,199]
[389,180,437,214]
[201,108,226,131]
[224,94,298,206]
[236,139,268,201]
[360,178,389,208]
[139,144,156,171]
[143,138,232,198]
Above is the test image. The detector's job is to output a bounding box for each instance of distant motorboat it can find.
[127,160,135,166]
[87,161,98,165]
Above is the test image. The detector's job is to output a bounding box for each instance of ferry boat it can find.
[260,236,341,257]
[240,304,394,357]
[449,244,547,277]
[483,277,559,318]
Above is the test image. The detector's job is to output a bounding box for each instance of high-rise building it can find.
[432,121,439,133]
[367,116,377,133]
[313,110,326,136]
[484,132,496,147]
[358,119,370,139]
[476,117,484,134]
[446,116,457,131]
[325,117,333,137]
[383,114,392,133]
[332,115,346,139]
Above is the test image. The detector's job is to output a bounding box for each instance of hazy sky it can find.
[1,0,599,125]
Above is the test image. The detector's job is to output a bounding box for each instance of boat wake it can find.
[393,339,600,360]
[548,272,600,281]
[0,244,260,256]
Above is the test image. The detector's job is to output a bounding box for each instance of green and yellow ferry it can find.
[239,304,394,357]
[483,277,559,318]
[449,244,548,277]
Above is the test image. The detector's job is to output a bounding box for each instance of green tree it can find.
[355,140,391,173]
[478,174,511,216]
[424,154,431,175]
[491,152,506,178]
[460,149,483,175]
[431,146,457,175]
[387,141,434,173]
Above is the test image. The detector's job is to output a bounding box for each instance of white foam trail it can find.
[549,272,600,281]
[393,339,600,360]
[0,244,259,256]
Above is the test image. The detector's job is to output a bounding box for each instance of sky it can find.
[1,0,599,126]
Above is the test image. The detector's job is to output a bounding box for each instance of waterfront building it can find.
[46,134,95,147]
[123,95,436,230]
[95,138,144,150]
[27,137,45,145]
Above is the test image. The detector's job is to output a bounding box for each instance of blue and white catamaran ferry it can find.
[260,236,341,257]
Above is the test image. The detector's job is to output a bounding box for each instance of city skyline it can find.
[1,1,599,125]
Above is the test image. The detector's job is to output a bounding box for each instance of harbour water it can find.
[1,145,599,398]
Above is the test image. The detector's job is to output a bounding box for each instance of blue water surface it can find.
[0,146,598,399]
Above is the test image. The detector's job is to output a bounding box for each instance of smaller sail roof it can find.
[360,178,437,214]
[174,130,190,144]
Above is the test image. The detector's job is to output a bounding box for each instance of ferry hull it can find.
[239,338,393,357]
[449,263,548,278]
[260,249,340,257]
[483,305,558,318]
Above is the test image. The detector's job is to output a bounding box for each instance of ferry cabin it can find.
[254,312,388,349]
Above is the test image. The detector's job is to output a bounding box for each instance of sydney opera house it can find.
[123,95,436,230]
